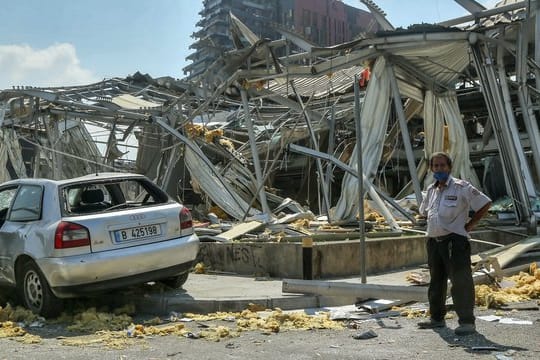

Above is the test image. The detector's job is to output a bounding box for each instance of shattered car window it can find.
[0,187,17,208]
[0,187,18,227]
[9,185,43,222]
[62,178,169,215]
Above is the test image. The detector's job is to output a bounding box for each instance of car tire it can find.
[17,261,63,318]
[160,272,190,289]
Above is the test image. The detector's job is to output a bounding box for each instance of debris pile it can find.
[475,263,540,308]
[0,303,40,323]
[0,300,345,349]
[60,307,134,333]
[0,304,43,344]
[58,306,345,348]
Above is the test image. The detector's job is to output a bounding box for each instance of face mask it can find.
[433,171,449,182]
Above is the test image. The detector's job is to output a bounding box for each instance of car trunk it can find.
[66,203,182,253]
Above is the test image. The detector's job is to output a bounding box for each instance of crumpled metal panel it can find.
[112,94,161,110]
[266,65,363,98]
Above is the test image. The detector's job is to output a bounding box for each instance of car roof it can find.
[0,172,146,187]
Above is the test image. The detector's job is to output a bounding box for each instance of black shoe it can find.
[454,323,476,335]
[417,319,446,329]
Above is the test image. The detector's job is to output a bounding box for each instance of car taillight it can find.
[179,207,193,230]
[55,221,91,249]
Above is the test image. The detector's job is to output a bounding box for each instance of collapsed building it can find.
[1,0,540,277]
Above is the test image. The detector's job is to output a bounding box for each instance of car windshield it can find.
[61,177,169,215]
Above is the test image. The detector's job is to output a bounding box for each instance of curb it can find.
[132,293,322,314]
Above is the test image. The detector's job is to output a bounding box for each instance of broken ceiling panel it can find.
[112,94,161,110]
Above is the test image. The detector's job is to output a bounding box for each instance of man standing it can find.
[418,152,492,335]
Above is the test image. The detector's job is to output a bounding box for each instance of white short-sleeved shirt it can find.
[419,176,491,238]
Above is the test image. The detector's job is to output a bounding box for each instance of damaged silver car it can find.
[0,173,199,317]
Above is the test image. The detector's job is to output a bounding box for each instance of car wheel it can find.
[17,261,63,318]
[160,272,190,289]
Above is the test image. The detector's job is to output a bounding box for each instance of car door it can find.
[0,184,43,285]
[0,185,19,284]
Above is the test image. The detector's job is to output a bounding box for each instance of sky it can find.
[0,0,499,90]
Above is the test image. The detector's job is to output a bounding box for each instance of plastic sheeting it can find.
[331,56,392,221]
[423,91,481,189]
[331,46,478,221]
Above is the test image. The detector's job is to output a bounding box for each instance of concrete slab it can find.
[127,269,422,315]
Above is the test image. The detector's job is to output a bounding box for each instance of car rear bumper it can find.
[37,234,199,298]
[51,261,195,297]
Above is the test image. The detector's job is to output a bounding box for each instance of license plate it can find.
[115,224,161,242]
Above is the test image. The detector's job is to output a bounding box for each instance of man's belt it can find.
[431,234,454,242]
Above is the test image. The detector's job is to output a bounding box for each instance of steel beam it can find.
[240,89,271,216]
[387,62,423,206]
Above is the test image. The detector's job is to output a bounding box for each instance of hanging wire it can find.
[19,135,121,172]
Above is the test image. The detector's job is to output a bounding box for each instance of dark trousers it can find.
[427,234,475,324]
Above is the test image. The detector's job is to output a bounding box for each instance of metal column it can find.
[471,43,535,227]
[289,81,331,219]
[325,106,336,206]
[387,62,424,206]
[240,89,271,216]
[513,24,540,188]
[536,0,540,90]
[354,76,366,284]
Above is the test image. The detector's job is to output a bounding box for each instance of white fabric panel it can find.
[397,79,424,103]
[439,92,481,187]
[422,91,446,189]
[422,91,481,189]
[331,56,392,221]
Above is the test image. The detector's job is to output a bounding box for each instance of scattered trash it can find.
[477,315,501,322]
[185,332,200,339]
[477,315,533,325]
[0,321,29,339]
[406,271,430,285]
[28,320,45,328]
[392,304,427,319]
[498,318,533,325]
[475,263,540,308]
[352,329,378,340]
[167,311,182,321]
[126,324,136,337]
[194,262,206,274]
[471,346,501,351]
[356,299,404,313]
[499,301,540,311]
[144,316,163,326]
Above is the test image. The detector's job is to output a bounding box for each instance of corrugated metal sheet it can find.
[112,94,161,110]
[266,65,363,98]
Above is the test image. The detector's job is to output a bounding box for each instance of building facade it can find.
[183,0,378,79]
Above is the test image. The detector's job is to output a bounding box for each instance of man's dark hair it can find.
[430,152,453,168]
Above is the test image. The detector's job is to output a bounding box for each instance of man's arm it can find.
[465,202,491,232]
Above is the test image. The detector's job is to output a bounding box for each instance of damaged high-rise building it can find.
[183,0,380,79]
